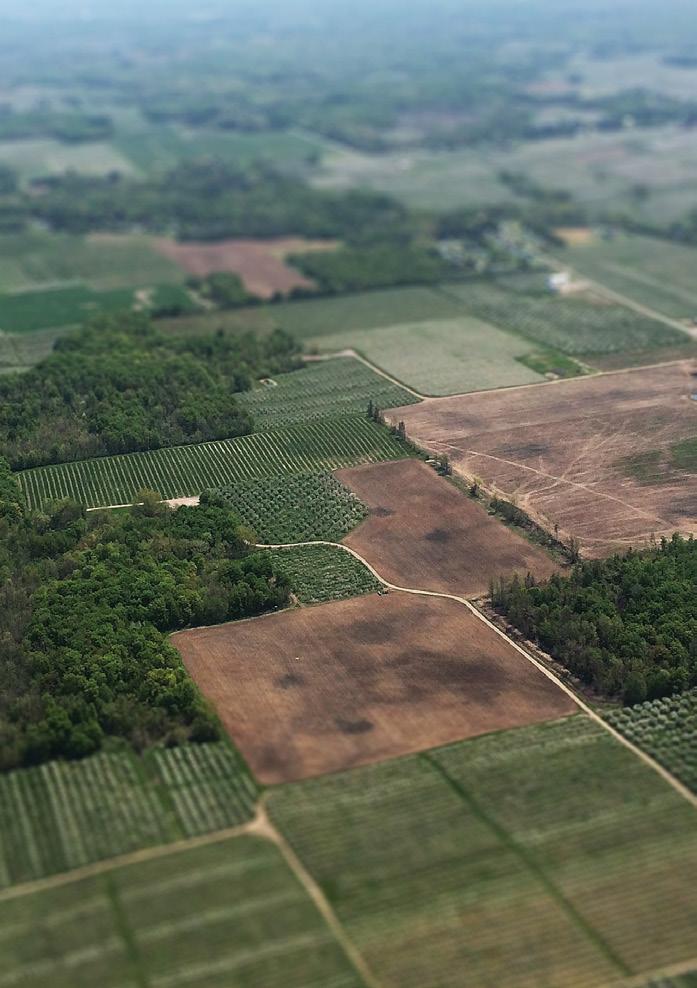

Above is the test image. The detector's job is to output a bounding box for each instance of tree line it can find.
[5,159,413,244]
[491,534,697,704]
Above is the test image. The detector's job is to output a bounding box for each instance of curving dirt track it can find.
[336,459,558,596]
[173,591,576,784]
[391,361,697,556]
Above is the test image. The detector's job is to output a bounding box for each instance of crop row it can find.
[0,837,363,988]
[0,743,258,888]
[267,545,381,604]
[217,472,368,543]
[606,689,697,793]
[268,716,697,987]
[18,414,408,509]
[239,356,418,430]
[447,279,682,355]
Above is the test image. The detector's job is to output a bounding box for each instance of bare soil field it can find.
[173,593,576,783]
[391,362,697,556]
[336,459,558,595]
[151,236,338,298]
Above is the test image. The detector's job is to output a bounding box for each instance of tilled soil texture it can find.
[390,362,697,556]
[151,237,338,298]
[336,459,558,596]
[173,593,577,784]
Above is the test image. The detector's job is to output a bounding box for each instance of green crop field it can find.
[269,716,697,988]
[158,287,465,344]
[267,545,380,603]
[0,232,184,293]
[114,122,328,175]
[565,232,697,321]
[443,277,684,356]
[0,836,364,988]
[217,472,368,543]
[269,286,465,339]
[606,691,697,794]
[0,743,257,888]
[0,285,144,333]
[18,415,409,509]
[309,316,547,395]
[239,358,419,429]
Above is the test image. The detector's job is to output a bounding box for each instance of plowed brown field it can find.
[391,362,697,555]
[151,237,338,298]
[336,459,558,595]
[173,592,576,783]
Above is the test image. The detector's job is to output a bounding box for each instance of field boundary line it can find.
[254,802,383,988]
[544,251,693,336]
[423,752,631,978]
[0,817,257,905]
[303,348,425,399]
[606,954,697,987]
[257,539,697,811]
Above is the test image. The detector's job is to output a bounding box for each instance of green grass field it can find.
[309,316,546,395]
[114,122,328,175]
[443,277,684,356]
[267,545,380,603]
[0,743,257,888]
[313,145,519,211]
[0,836,365,988]
[217,472,368,543]
[0,326,69,373]
[565,232,697,321]
[269,286,465,338]
[0,137,138,183]
[606,691,697,794]
[0,285,141,333]
[0,232,184,293]
[239,358,419,428]
[269,716,697,988]
[18,416,409,509]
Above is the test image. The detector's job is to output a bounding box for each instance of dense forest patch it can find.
[491,534,697,703]
[0,469,291,770]
[15,160,412,244]
[0,312,301,469]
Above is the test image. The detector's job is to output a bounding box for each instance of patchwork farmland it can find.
[0,744,257,888]
[237,357,418,430]
[306,315,547,396]
[443,276,685,357]
[269,285,466,339]
[17,415,409,509]
[173,592,576,783]
[564,232,697,321]
[337,459,559,595]
[393,361,697,554]
[269,716,697,988]
[0,837,364,988]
